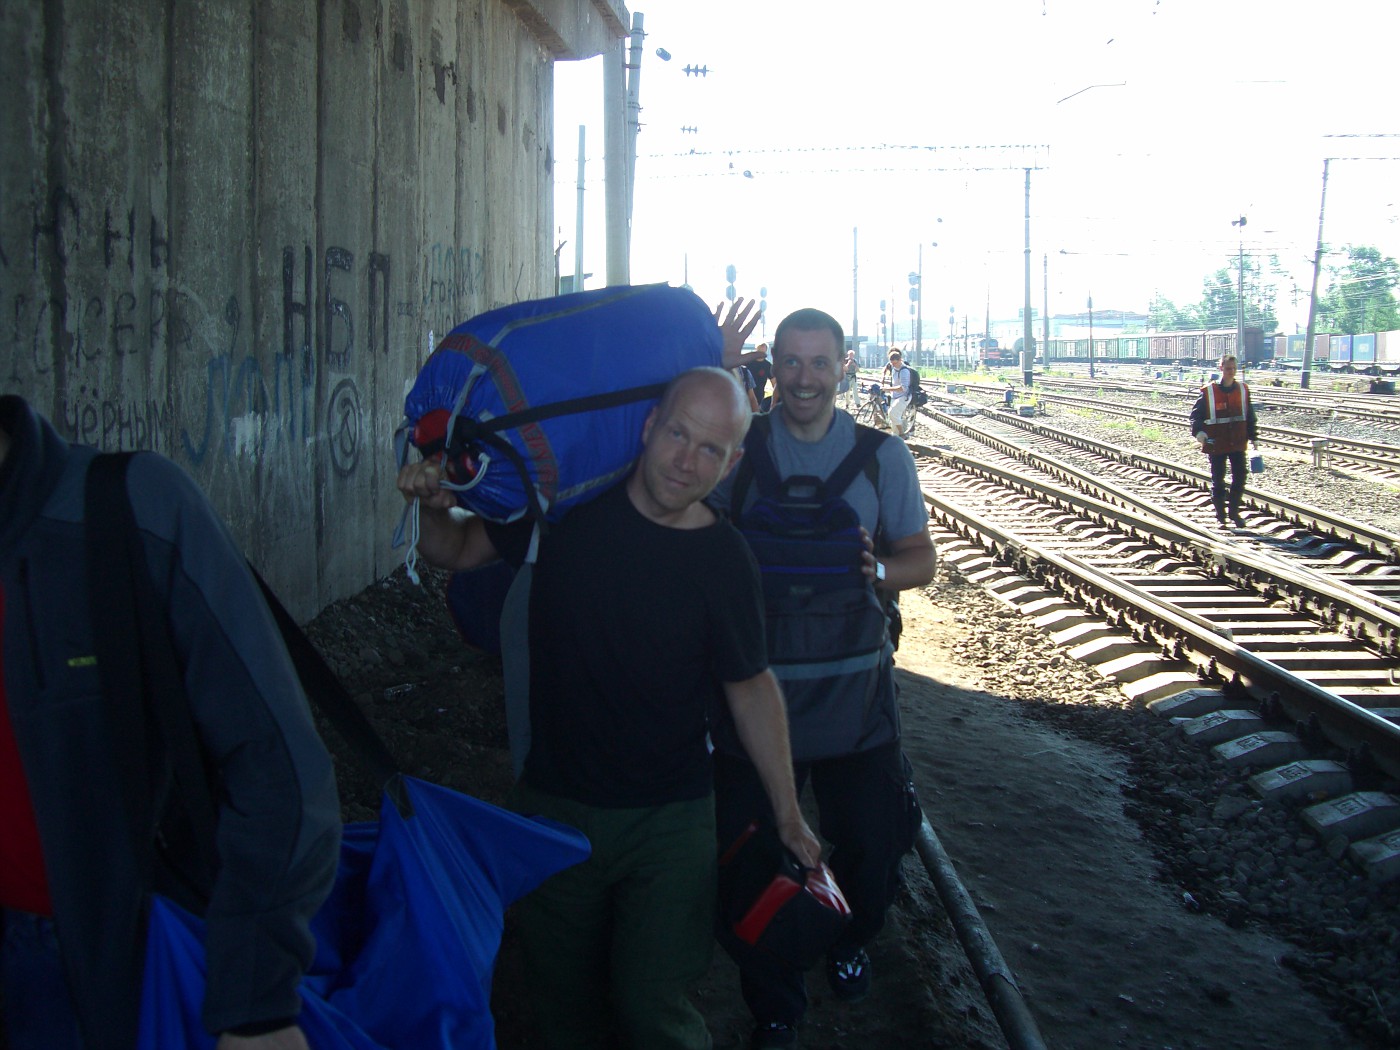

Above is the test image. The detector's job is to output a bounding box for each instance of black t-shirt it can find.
[501,483,768,807]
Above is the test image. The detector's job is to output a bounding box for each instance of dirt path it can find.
[309,566,1365,1050]
[860,576,1360,1050]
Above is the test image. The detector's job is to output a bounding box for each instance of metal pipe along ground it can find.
[914,817,1049,1050]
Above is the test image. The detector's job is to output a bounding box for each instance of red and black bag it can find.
[718,822,852,969]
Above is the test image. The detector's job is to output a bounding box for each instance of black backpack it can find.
[728,417,894,761]
[906,366,928,406]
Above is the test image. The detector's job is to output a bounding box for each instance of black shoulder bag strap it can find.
[249,570,401,792]
[86,452,220,887]
[820,424,887,501]
[730,414,886,522]
[729,413,776,519]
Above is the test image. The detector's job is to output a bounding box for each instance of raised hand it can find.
[715,298,763,368]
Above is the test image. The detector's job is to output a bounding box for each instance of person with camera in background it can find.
[881,350,913,438]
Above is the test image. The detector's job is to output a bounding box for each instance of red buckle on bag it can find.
[412,409,479,484]
[734,875,804,947]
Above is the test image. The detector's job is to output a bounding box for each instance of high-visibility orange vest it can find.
[1200,381,1251,455]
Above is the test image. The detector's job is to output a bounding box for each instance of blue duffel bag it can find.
[399,283,722,526]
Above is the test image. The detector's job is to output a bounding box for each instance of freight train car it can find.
[1272,333,1330,367]
[1042,327,1264,367]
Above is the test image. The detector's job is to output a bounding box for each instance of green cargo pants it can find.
[509,783,716,1050]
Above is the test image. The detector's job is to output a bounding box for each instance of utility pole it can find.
[605,14,644,286]
[1302,160,1330,392]
[852,227,859,363]
[624,12,644,228]
[984,292,990,370]
[1023,168,1034,388]
[604,41,627,284]
[574,125,585,292]
[915,243,923,362]
[1232,215,1247,362]
[1042,253,1049,368]
[1238,239,1244,357]
[1088,293,1095,379]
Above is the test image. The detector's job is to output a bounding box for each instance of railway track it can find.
[952,384,1400,485]
[1014,373,1400,431]
[909,407,1400,884]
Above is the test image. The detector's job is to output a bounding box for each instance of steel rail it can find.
[932,405,1400,560]
[918,475,1400,781]
[1015,375,1400,426]
[971,386,1400,470]
[920,442,1400,653]
[914,819,1048,1050]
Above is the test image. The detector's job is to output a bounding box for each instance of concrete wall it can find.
[1,0,625,619]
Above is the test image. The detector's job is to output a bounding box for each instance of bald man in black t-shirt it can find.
[397,368,819,1050]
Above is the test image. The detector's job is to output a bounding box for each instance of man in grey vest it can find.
[708,308,936,1049]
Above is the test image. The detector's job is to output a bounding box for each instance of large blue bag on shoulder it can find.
[400,283,722,525]
[136,775,591,1050]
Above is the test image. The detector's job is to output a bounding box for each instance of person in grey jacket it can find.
[0,394,341,1050]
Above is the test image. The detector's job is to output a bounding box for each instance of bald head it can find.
[656,367,753,443]
[630,367,752,527]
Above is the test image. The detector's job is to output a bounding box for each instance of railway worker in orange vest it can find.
[1188,353,1259,526]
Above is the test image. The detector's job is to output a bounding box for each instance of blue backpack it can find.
[729,417,895,761]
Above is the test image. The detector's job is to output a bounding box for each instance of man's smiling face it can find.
[774,327,840,438]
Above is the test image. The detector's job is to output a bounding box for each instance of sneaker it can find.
[1229,511,1246,527]
[826,948,872,1001]
[750,1021,798,1049]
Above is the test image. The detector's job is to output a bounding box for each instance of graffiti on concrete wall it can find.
[421,241,486,343]
[0,186,489,483]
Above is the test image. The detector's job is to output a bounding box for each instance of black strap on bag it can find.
[729,414,887,522]
[85,453,409,869]
[441,381,670,531]
[87,453,221,892]
[249,569,402,795]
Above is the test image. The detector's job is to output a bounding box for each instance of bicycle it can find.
[852,382,889,429]
[901,397,922,440]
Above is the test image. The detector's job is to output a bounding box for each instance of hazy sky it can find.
[554,0,1400,343]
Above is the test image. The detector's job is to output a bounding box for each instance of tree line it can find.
[1148,244,1400,335]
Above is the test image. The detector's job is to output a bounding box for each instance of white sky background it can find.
[553,0,1400,343]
